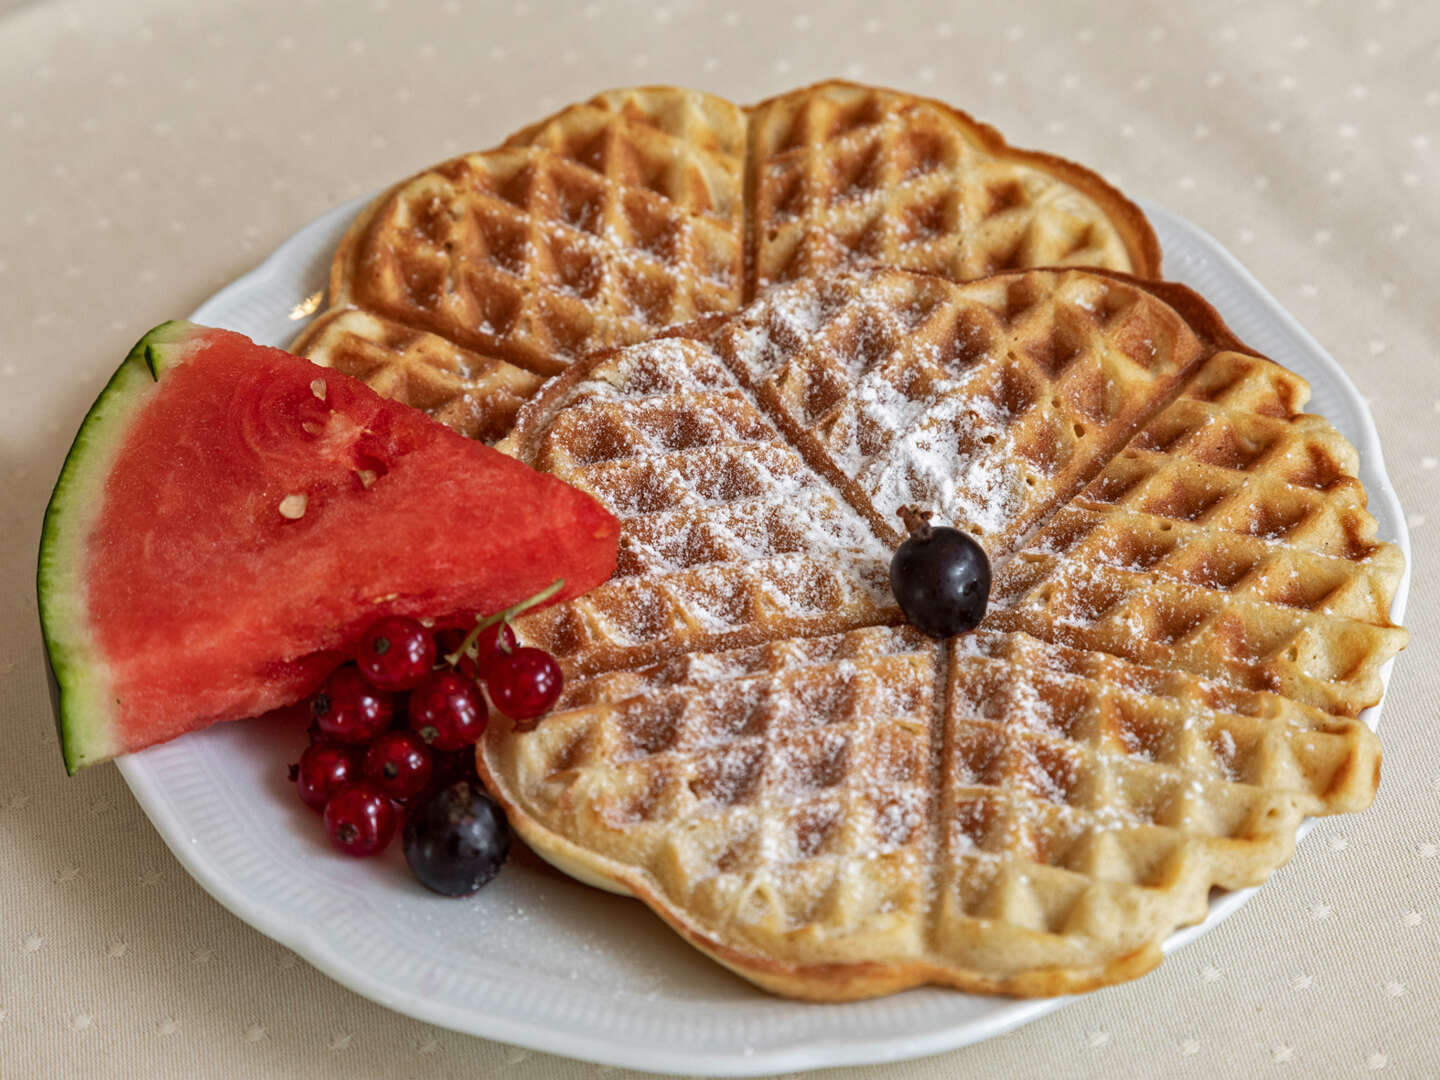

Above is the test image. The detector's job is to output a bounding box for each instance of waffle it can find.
[298,308,543,442]
[293,81,1158,442]
[747,81,1160,291]
[292,86,747,405]
[705,269,1206,555]
[479,267,1406,999]
[985,347,1408,718]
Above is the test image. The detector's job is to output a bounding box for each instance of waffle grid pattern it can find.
[510,337,896,676]
[479,267,1403,998]
[295,308,544,441]
[295,82,1155,444]
[932,628,1377,976]
[711,269,1205,553]
[343,89,745,373]
[748,82,1137,290]
[988,349,1408,718]
[510,626,943,963]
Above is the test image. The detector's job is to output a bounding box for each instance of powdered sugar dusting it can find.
[719,274,1033,545]
[520,333,898,669]
[852,375,1027,539]
[501,266,1373,956]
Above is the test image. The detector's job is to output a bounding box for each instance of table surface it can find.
[3,1,1437,1077]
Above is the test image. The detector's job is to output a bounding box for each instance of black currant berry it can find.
[403,781,511,897]
[889,506,990,637]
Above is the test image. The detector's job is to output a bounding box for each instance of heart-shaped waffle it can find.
[478,267,1404,1000]
[294,82,1159,444]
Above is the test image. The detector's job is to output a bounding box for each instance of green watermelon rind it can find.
[38,321,204,774]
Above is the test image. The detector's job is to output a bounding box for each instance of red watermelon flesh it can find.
[38,322,619,772]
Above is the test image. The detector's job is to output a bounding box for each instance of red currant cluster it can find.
[288,583,564,863]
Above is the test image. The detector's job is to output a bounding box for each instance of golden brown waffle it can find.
[478,266,1404,999]
[293,81,1158,441]
[985,347,1408,718]
[503,335,897,677]
[747,81,1160,291]
[298,308,543,442]
[293,86,747,388]
[706,269,1205,555]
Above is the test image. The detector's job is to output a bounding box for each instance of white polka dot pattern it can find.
[0,0,1436,1077]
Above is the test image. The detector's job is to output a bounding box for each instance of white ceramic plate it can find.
[115,197,1411,1077]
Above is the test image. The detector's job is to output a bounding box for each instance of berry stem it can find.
[898,505,934,541]
[443,579,564,667]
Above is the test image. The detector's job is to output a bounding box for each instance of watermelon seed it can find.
[279,493,308,519]
[356,469,377,489]
[310,378,327,401]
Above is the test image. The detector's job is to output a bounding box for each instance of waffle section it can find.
[477,265,1403,999]
[294,82,1158,442]
[710,268,1209,554]
[747,81,1160,293]
[927,629,1378,993]
[293,308,544,442]
[500,336,897,677]
[328,87,747,378]
[479,619,1381,998]
[483,625,945,993]
[987,348,1409,719]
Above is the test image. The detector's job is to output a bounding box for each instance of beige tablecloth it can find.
[3,1,1437,1076]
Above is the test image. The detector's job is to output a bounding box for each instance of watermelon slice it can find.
[38,322,619,773]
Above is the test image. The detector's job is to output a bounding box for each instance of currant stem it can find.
[444,578,565,667]
[898,505,934,542]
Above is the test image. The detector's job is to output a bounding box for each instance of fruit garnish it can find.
[427,747,481,793]
[38,322,619,773]
[323,782,397,857]
[277,587,562,882]
[361,730,433,801]
[408,671,487,750]
[289,743,358,812]
[470,622,520,679]
[488,647,564,727]
[433,628,479,680]
[442,579,563,669]
[403,781,511,897]
[355,615,436,691]
[889,506,991,638]
[311,665,394,745]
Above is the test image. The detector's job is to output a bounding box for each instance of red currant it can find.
[408,671,487,750]
[323,782,397,856]
[355,616,436,691]
[311,665,393,745]
[472,622,519,677]
[436,621,517,681]
[434,628,478,680]
[289,743,358,812]
[427,747,481,792]
[487,647,563,721]
[362,730,433,801]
